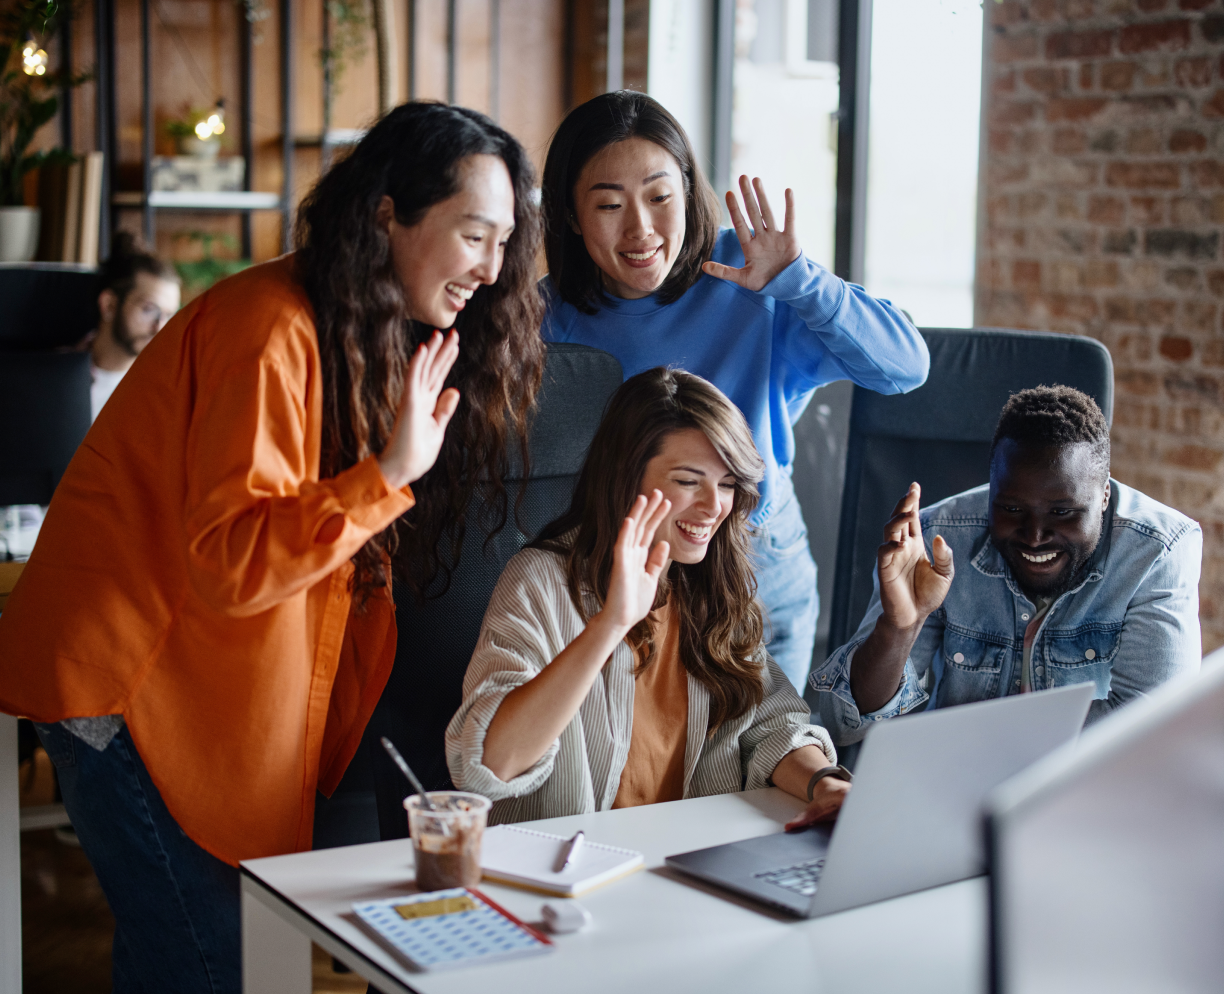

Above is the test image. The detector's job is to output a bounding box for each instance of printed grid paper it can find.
[352,888,551,971]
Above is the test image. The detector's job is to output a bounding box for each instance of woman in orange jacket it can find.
[0,103,545,993]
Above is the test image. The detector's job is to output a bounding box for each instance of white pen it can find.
[558,830,585,871]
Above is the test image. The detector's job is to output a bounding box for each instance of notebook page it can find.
[480,825,645,896]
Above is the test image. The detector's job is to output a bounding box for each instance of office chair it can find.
[0,351,92,508]
[312,343,624,847]
[825,328,1114,660]
[0,265,99,350]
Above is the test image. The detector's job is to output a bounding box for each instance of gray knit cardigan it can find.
[445,545,837,825]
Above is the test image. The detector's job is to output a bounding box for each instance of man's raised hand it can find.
[877,483,954,631]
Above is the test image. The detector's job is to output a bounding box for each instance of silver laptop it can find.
[665,683,1094,918]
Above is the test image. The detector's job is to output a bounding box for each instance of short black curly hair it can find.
[991,385,1110,481]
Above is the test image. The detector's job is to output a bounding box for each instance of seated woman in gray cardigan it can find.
[446,368,849,828]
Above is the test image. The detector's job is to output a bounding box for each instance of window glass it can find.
[732,0,840,270]
[863,0,982,326]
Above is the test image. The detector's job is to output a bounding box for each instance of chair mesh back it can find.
[826,328,1114,657]
[366,344,623,837]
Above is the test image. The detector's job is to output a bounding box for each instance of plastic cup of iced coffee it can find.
[404,792,492,892]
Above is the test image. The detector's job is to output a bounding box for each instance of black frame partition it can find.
[94,0,296,256]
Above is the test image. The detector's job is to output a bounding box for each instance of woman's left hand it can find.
[784,776,851,832]
[701,176,801,293]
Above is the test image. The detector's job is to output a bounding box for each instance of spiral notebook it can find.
[352,888,553,972]
[480,824,645,896]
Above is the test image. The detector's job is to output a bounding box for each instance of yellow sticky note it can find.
[394,895,479,920]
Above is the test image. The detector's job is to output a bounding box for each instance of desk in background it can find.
[241,788,987,994]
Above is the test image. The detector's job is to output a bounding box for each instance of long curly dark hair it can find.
[533,368,767,732]
[295,102,546,600]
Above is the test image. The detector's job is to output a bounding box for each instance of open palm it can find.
[378,330,461,488]
[701,176,802,293]
[602,491,672,633]
[878,483,954,630]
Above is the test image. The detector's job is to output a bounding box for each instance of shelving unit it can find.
[95,0,296,257]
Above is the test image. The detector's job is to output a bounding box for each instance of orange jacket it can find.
[0,257,413,865]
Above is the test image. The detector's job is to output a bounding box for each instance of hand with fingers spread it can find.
[600,490,673,634]
[377,330,462,489]
[877,482,955,631]
[850,482,954,713]
[479,489,672,782]
[701,176,802,293]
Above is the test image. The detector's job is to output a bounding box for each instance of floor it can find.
[18,748,367,993]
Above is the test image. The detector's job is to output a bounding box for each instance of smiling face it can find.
[988,439,1110,600]
[570,137,687,300]
[381,153,516,328]
[638,428,737,566]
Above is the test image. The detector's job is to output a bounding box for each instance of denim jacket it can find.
[811,480,1202,746]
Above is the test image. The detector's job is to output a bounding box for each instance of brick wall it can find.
[977,0,1224,651]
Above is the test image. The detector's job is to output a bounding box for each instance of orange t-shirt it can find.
[0,256,413,865]
[613,600,690,809]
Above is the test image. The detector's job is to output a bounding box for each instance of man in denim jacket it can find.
[811,386,1202,744]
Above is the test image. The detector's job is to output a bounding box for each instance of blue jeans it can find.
[33,722,240,994]
[751,484,819,694]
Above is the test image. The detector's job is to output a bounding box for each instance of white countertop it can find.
[242,788,987,994]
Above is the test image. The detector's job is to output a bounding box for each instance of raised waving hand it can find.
[701,175,802,293]
[877,483,954,630]
[601,490,673,633]
[378,330,461,489]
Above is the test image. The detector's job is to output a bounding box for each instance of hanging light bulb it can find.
[194,120,212,140]
[206,99,226,137]
[21,37,49,76]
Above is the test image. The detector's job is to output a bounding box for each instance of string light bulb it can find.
[195,99,226,140]
[21,39,48,76]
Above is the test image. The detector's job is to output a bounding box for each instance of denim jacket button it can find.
[1085,649,1096,660]
[953,652,965,663]
[1021,613,1030,621]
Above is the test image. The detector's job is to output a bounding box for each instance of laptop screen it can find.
[989,654,1224,994]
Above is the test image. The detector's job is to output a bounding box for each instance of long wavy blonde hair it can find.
[534,367,767,732]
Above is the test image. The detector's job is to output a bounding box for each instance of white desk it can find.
[241,788,987,994]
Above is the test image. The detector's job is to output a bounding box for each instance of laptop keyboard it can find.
[755,857,826,897]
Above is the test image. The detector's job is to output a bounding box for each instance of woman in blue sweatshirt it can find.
[540,91,929,693]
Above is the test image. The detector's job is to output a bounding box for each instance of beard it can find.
[111,307,152,357]
[996,537,1099,601]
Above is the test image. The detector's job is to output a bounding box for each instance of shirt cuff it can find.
[327,456,415,533]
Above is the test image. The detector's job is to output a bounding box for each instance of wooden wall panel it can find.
[30,0,580,266]
[498,0,567,170]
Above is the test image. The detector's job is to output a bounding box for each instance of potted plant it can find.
[0,0,84,261]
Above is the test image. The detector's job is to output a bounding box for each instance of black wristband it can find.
[806,764,853,801]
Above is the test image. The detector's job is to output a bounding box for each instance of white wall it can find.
[647,0,715,178]
[863,0,982,327]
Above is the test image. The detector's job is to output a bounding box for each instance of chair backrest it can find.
[0,265,100,350]
[0,351,92,505]
[826,328,1114,658]
[367,343,623,837]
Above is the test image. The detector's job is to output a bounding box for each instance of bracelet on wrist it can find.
[806,764,853,802]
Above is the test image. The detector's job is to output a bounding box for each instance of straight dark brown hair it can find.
[533,367,767,732]
[541,91,721,315]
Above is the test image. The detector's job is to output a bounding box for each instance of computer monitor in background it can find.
[0,351,91,508]
[988,651,1224,994]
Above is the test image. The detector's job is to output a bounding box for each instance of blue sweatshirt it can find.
[542,228,931,525]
